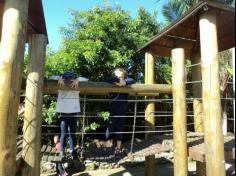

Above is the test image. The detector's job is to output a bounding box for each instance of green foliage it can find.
[45,3,160,81]
[42,95,58,125]
[85,122,101,131]
[156,57,172,84]
[161,0,235,24]
[97,111,110,121]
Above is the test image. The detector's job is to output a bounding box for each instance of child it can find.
[106,68,134,157]
[54,136,68,176]
[55,71,88,160]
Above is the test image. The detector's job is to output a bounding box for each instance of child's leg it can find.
[57,162,66,175]
[68,116,77,153]
[108,114,115,133]
[115,115,126,149]
[60,116,68,157]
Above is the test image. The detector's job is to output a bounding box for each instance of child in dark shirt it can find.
[106,68,134,157]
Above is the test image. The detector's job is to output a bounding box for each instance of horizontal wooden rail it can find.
[26,80,172,96]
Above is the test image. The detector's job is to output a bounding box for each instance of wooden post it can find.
[0,1,29,176]
[22,34,47,176]
[144,51,156,176]
[199,11,226,176]
[192,53,204,133]
[192,53,206,176]
[172,48,188,176]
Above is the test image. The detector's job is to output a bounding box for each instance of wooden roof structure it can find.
[138,1,235,57]
[0,0,48,41]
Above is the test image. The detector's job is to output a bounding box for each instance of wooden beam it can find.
[172,48,188,176]
[0,1,29,176]
[144,51,156,176]
[199,10,226,176]
[149,45,192,58]
[39,81,172,95]
[22,34,47,176]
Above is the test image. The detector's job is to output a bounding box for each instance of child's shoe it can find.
[114,148,123,160]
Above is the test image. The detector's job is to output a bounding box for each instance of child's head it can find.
[54,135,60,144]
[114,68,127,79]
[62,71,76,81]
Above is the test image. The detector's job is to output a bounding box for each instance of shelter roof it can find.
[0,0,48,42]
[138,1,235,57]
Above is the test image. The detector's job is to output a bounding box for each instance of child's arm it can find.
[106,76,120,84]
[58,77,65,88]
[70,77,89,89]
[71,78,80,89]
[125,78,135,85]
[106,77,124,86]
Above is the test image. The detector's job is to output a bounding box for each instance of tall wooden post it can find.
[145,51,156,176]
[22,34,47,176]
[199,11,226,176]
[0,1,29,176]
[172,48,188,176]
[192,53,204,133]
[192,53,206,175]
[192,53,206,176]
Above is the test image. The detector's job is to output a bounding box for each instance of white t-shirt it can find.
[56,90,81,113]
[54,76,89,113]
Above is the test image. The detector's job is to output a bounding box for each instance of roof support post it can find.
[22,34,47,176]
[144,51,156,176]
[172,48,188,176]
[192,53,204,133]
[199,10,226,176]
[192,53,206,176]
[0,0,29,175]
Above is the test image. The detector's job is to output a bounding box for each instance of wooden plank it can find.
[188,136,235,162]
[48,147,57,161]
[53,151,61,162]
[17,139,23,149]
[42,146,52,162]
[0,1,29,175]
[41,145,47,153]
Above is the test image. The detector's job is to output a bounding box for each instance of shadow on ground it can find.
[73,160,235,176]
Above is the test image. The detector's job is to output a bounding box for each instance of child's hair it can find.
[113,68,127,78]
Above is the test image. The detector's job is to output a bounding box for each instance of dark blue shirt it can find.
[106,76,134,114]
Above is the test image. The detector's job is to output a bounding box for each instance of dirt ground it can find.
[41,160,235,176]
[72,161,235,176]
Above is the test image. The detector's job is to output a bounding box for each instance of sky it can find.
[42,0,165,51]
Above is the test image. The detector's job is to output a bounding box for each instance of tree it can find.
[45,4,161,81]
[161,0,235,23]
[42,3,162,133]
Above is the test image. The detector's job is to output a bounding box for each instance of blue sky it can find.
[42,0,165,50]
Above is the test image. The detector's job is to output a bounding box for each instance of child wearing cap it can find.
[55,71,88,160]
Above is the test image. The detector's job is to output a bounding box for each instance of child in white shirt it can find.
[54,71,88,160]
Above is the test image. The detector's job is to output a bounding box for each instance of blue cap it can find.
[62,71,76,79]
